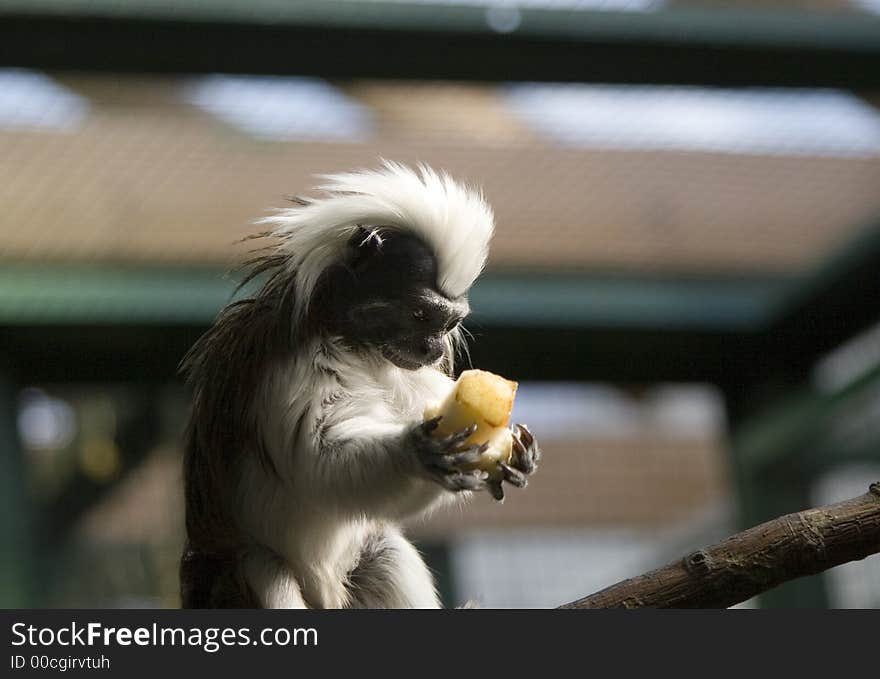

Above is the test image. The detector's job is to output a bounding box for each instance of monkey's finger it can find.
[438,441,489,455]
[487,479,505,502]
[421,416,443,433]
[435,441,488,459]
[438,423,478,449]
[516,423,541,463]
[516,423,536,450]
[499,462,528,488]
[441,471,488,492]
[428,448,484,471]
[510,434,536,474]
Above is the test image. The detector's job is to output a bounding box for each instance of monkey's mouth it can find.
[381,346,442,371]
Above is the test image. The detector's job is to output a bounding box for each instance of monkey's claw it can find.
[511,424,540,474]
[499,462,527,487]
[421,415,443,434]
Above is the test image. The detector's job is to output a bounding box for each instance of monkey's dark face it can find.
[313,229,469,370]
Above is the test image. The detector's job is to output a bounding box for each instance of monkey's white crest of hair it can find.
[258,161,495,322]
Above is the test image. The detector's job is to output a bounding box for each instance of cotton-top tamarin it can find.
[180,162,540,608]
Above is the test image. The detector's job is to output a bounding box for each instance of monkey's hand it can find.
[487,424,541,502]
[407,417,490,493]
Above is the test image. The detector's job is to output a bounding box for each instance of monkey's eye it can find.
[412,309,427,321]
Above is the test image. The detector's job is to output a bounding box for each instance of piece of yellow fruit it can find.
[424,369,518,476]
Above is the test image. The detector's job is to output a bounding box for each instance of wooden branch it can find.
[560,482,880,609]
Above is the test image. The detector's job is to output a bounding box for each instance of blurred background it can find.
[1,0,879,609]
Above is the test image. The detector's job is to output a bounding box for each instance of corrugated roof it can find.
[0,73,878,275]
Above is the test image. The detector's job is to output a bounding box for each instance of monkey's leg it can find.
[346,527,441,609]
[241,547,309,609]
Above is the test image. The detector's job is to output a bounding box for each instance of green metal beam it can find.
[2,2,879,86]
[0,265,778,384]
[0,264,785,331]
[3,1,880,52]
[472,273,781,331]
[0,265,238,325]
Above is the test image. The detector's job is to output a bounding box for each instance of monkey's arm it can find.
[300,411,488,517]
